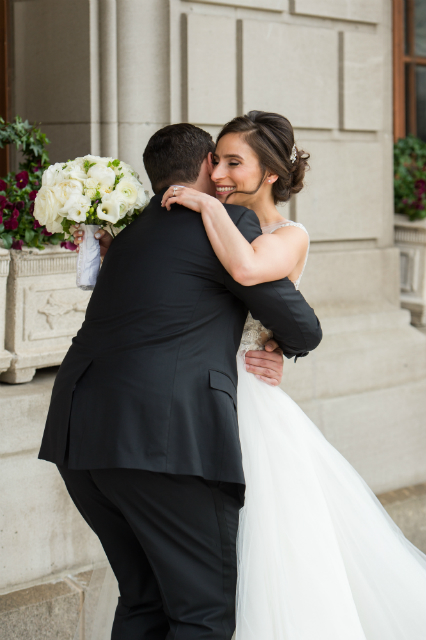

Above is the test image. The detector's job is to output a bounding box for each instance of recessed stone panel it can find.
[294,140,382,241]
[14,0,90,123]
[183,0,287,10]
[186,14,237,125]
[342,32,384,131]
[117,0,170,124]
[242,20,338,129]
[292,0,381,24]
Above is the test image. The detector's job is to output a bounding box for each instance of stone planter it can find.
[394,213,426,326]
[0,249,13,375]
[0,246,91,383]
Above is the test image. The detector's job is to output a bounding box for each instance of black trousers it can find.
[58,466,241,640]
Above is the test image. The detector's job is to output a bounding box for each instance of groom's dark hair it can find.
[143,123,215,193]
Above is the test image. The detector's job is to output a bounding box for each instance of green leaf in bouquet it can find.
[83,160,96,173]
[108,159,121,168]
[0,223,4,234]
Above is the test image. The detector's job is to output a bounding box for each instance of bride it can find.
[76,111,426,639]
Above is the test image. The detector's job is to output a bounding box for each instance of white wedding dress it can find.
[75,221,426,640]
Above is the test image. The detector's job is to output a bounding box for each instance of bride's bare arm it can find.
[161,186,308,286]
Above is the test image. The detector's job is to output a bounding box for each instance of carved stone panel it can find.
[0,247,91,384]
[0,249,12,375]
[394,215,426,326]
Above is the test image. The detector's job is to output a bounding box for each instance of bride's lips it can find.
[215,186,236,197]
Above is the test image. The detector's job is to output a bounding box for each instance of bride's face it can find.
[211,133,269,206]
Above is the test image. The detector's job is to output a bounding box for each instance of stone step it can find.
[1,484,425,638]
[299,378,426,495]
[281,310,426,402]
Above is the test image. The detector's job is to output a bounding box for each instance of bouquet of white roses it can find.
[34,155,149,289]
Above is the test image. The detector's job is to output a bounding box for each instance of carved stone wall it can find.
[0,248,91,384]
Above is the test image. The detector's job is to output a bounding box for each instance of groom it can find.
[39,123,322,639]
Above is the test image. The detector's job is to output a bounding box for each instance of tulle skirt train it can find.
[234,354,426,640]
[74,356,426,639]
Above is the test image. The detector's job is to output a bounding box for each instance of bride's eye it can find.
[229,162,240,166]
[212,158,219,165]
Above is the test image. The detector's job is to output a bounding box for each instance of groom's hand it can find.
[245,340,284,386]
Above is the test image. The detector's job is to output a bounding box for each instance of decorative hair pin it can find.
[290,144,297,164]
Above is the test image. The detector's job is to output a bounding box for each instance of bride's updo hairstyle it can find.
[216,110,309,205]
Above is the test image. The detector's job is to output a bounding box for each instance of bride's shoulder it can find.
[272,223,309,249]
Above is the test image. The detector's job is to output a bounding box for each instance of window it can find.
[394,0,426,141]
[0,0,10,176]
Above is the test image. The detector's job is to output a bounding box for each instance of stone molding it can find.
[394,214,426,326]
[8,247,77,278]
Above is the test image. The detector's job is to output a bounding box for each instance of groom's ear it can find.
[206,152,214,175]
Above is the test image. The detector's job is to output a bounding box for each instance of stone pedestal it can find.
[394,214,426,326]
[0,249,12,375]
[0,247,91,384]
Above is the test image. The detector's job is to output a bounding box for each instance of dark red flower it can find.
[33,219,42,230]
[29,202,35,214]
[415,179,426,193]
[11,239,24,250]
[41,228,52,236]
[61,241,78,251]
[4,218,19,230]
[29,190,38,201]
[0,195,6,209]
[0,211,3,224]
[15,171,29,189]
[11,208,20,220]
[0,179,7,192]
[14,201,25,210]
[4,201,13,210]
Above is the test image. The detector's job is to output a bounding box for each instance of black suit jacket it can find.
[39,191,322,484]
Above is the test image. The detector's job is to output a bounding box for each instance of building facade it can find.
[1,0,426,636]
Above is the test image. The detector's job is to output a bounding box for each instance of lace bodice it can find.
[239,221,310,354]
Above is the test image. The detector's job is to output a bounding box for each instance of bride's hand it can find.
[73,224,114,257]
[161,186,216,213]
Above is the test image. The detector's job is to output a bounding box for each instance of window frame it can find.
[393,0,426,141]
[0,0,10,176]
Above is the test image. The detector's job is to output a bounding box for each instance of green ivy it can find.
[394,135,426,221]
[0,116,68,250]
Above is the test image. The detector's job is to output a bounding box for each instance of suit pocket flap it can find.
[209,370,237,406]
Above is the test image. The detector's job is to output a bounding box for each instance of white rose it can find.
[133,182,150,210]
[53,179,84,205]
[62,161,86,182]
[42,163,66,187]
[83,154,113,167]
[87,163,116,189]
[45,216,65,234]
[115,179,139,206]
[97,192,128,224]
[60,194,91,223]
[84,177,100,200]
[34,186,64,231]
